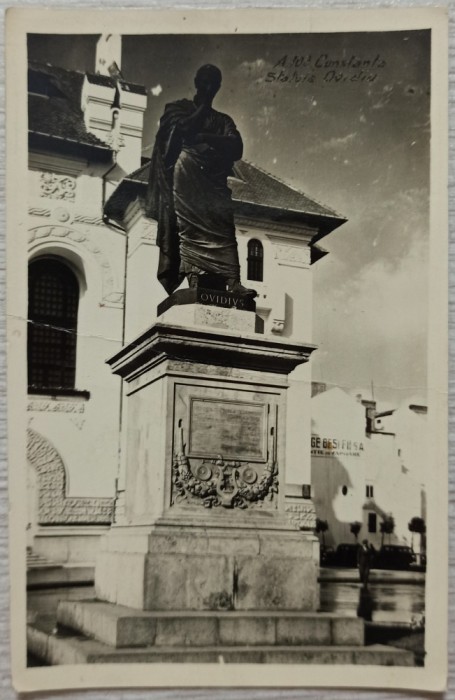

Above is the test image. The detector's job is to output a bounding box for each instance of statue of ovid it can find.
[146,64,257,298]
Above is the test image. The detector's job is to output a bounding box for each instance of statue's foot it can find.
[187,273,200,289]
[227,279,258,298]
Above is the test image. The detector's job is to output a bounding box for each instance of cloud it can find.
[351,188,429,272]
[312,185,429,398]
[150,84,162,97]
[306,132,358,155]
[324,132,357,149]
[313,235,428,397]
[339,245,427,340]
[238,58,269,78]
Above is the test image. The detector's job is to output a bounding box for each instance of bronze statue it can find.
[146,64,257,298]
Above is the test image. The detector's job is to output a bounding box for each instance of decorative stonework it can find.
[172,423,278,510]
[105,130,125,152]
[28,207,51,218]
[40,172,76,201]
[127,217,158,256]
[285,499,317,531]
[271,319,285,334]
[53,207,71,223]
[29,205,75,225]
[74,214,105,226]
[273,244,311,268]
[68,417,86,431]
[27,399,85,414]
[27,428,114,525]
[28,225,124,305]
[137,218,157,243]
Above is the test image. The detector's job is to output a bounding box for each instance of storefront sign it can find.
[311,435,364,457]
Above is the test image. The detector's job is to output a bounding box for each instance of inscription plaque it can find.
[157,287,256,316]
[189,398,267,461]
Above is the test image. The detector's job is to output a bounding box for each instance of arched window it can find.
[28,258,79,391]
[247,239,264,282]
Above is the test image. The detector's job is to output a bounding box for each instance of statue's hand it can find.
[192,133,208,144]
[184,133,208,147]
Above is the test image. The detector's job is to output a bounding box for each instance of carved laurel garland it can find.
[27,428,114,525]
[28,225,123,304]
[171,424,278,509]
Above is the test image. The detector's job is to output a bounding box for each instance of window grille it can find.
[247,239,264,282]
[28,258,79,391]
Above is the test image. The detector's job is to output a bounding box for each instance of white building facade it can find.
[311,386,427,555]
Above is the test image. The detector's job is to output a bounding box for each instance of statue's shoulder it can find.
[212,108,235,124]
[211,109,240,137]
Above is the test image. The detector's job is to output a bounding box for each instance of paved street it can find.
[319,568,425,624]
[319,566,425,584]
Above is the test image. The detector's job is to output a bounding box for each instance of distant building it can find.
[26,35,345,563]
[311,386,427,554]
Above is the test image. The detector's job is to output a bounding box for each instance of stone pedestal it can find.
[96,526,318,612]
[94,295,320,612]
[27,294,416,667]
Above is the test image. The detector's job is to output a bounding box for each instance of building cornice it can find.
[236,216,316,241]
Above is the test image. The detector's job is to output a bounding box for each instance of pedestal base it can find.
[95,524,319,612]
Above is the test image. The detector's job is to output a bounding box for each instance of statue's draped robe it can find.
[145,99,242,294]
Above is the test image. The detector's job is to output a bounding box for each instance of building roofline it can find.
[104,177,346,239]
[238,159,345,221]
[29,130,113,162]
[29,60,147,95]
[105,160,347,240]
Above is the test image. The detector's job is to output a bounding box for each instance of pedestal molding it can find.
[108,321,317,380]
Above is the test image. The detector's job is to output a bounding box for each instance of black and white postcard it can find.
[5,7,448,693]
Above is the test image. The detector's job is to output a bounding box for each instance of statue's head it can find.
[194,64,222,98]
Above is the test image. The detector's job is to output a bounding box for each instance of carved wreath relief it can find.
[40,172,76,201]
[172,420,278,510]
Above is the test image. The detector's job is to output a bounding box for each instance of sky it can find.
[28,30,431,405]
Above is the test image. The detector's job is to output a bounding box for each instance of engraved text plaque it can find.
[189,398,267,462]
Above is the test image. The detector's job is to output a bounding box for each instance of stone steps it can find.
[27,600,415,667]
[56,600,365,649]
[27,622,414,666]
[27,565,95,588]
